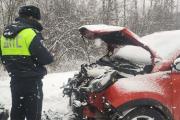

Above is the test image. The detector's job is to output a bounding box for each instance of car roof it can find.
[141,30,180,59]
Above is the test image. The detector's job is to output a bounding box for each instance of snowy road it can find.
[0,71,76,119]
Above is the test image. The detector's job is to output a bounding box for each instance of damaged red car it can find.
[63,25,180,120]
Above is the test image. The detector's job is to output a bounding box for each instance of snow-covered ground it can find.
[0,71,77,119]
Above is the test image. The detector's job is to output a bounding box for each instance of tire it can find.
[122,107,166,120]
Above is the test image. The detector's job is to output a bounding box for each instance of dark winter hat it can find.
[19,5,41,20]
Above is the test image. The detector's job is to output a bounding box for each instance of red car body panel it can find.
[172,72,180,120]
[86,70,178,119]
[78,25,180,119]
[87,71,172,109]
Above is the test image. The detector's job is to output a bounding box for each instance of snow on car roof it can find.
[79,24,124,32]
[141,30,180,59]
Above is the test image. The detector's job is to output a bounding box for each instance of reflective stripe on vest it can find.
[0,28,36,56]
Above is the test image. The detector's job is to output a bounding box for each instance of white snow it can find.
[115,71,170,94]
[113,45,151,65]
[94,38,104,47]
[80,24,124,32]
[141,30,180,59]
[111,30,180,65]
[80,24,141,41]
[42,72,76,112]
[0,77,11,109]
[0,71,76,119]
[86,65,112,78]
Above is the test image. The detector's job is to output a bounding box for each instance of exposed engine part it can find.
[62,54,152,120]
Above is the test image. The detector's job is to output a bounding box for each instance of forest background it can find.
[0,0,180,72]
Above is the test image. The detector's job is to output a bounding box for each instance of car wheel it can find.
[122,107,166,120]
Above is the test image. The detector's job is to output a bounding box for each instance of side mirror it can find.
[173,58,180,71]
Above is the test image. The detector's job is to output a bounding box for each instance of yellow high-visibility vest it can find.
[0,28,36,56]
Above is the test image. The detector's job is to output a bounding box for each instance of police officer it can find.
[0,5,53,120]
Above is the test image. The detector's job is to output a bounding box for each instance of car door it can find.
[171,57,180,120]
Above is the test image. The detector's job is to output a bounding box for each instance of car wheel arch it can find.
[114,98,173,120]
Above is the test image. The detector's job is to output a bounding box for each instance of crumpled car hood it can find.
[79,24,158,64]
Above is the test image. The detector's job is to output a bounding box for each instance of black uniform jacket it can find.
[0,17,53,82]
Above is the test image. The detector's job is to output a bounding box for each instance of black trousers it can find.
[10,79,43,120]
